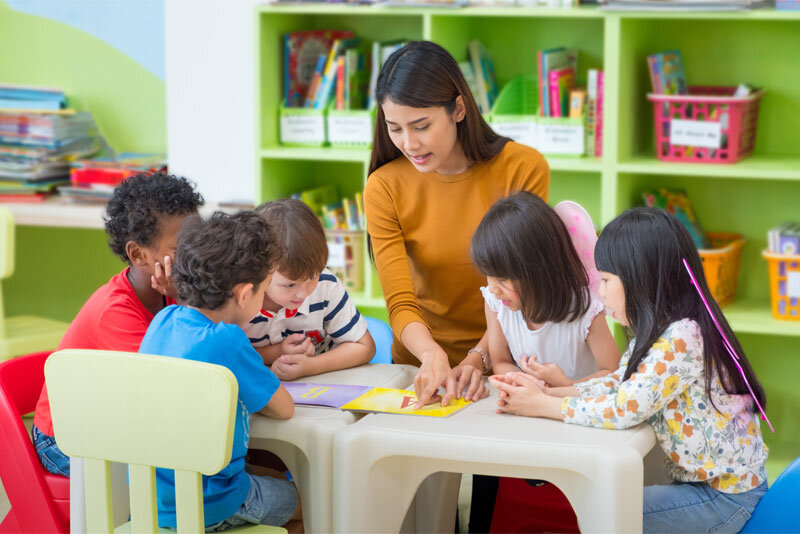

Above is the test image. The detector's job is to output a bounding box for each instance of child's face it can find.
[265,270,320,311]
[486,277,522,312]
[598,271,628,326]
[138,214,187,276]
[238,277,271,328]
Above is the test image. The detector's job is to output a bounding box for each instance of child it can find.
[139,211,299,530]
[470,191,620,387]
[32,172,203,477]
[490,207,768,533]
[244,198,375,381]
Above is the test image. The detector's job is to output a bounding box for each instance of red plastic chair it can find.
[490,477,579,533]
[0,351,69,533]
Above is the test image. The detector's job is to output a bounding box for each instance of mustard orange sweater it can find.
[364,142,550,367]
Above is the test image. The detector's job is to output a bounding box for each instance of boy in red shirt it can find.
[32,172,204,476]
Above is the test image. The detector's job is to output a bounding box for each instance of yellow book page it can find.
[340,388,471,417]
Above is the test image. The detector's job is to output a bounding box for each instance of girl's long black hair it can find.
[595,207,766,410]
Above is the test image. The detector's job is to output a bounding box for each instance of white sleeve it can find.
[581,296,606,341]
[322,275,368,344]
[480,286,501,313]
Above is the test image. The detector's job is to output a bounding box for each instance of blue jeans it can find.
[32,424,70,477]
[206,473,298,532]
[644,480,767,533]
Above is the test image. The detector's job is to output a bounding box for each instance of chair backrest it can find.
[46,349,240,533]
[0,351,67,533]
[365,316,393,364]
[741,455,800,532]
[0,206,14,280]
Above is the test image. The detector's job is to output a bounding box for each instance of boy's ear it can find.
[126,241,148,266]
[233,282,255,307]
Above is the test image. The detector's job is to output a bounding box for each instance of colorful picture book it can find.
[537,47,578,117]
[647,50,688,95]
[284,382,472,417]
[467,40,499,114]
[284,30,355,108]
[768,222,800,255]
[0,84,66,112]
[642,188,708,249]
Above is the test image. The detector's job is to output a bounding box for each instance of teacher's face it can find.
[382,97,467,175]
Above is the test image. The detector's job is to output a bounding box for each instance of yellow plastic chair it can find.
[45,349,287,533]
[0,207,69,360]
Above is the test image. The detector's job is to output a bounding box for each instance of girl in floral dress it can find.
[490,207,769,533]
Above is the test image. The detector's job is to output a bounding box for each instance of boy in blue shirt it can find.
[139,211,299,531]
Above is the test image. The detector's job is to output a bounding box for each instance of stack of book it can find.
[768,223,800,256]
[60,153,166,203]
[464,40,499,114]
[0,103,103,203]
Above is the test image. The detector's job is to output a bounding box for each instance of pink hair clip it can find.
[683,258,774,432]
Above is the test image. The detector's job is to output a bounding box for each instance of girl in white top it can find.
[471,191,620,386]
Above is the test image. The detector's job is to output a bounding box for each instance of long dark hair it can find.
[471,192,590,324]
[368,40,510,176]
[595,207,766,410]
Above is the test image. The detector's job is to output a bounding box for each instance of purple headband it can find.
[683,258,774,432]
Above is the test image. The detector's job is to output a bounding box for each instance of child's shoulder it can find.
[658,318,703,355]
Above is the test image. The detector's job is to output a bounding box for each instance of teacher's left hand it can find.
[451,363,488,402]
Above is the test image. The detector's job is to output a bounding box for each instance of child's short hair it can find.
[104,172,204,262]
[471,191,589,324]
[255,198,328,281]
[173,211,280,310]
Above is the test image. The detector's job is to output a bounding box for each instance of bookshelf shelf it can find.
[260,147,371,163]
[256,5,800,463]
[616,155,800,181]
[724,298,800,338]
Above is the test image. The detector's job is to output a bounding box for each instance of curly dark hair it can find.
[104,172,204,262]
[173,211,279,310]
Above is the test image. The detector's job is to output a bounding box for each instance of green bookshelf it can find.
[256,4,800,476]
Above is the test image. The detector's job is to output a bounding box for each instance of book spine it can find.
[537,51,545,117]
[284,34,291,106]
[647,55,663,94]
[586,69,598,157]
[336,56,346,111]
[595,71,604,157]
[549,70,562,118]
[304,54,327,108]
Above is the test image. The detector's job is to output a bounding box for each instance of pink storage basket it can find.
[648,86,764,163]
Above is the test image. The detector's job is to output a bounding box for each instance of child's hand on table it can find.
[489,372,547,417]
[271,353,312,381]
[520,355,572,387]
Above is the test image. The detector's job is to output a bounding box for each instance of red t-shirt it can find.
[34,268,174,436]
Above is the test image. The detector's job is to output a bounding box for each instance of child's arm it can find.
[273,331,375,380]
[520,312,621,387]
[257,384,295,420]
[578,311,621,381]
[485,302,519,376]
[255,334,314,366]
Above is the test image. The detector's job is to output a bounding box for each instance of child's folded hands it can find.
[519,355,571,387]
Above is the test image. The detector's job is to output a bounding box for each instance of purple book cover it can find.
[282,382,372,408]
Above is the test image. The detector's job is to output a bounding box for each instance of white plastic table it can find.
[332,386,657,533]
[243,363,416,534]
[70,363,417,533]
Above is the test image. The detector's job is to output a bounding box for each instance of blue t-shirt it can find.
[139,305,280,528]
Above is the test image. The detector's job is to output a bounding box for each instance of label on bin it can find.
[489,121,538,149]
[670,119,722,149]
[537,123,585,155]
[327,241,346,268]
[788,272,800,298]
[329,115,372,144]
[281,115,325,144]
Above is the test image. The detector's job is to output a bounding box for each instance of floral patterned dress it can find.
[562,318,767,493]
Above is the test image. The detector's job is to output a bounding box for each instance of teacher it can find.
[364,41,550,407]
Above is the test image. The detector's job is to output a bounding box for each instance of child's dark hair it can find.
[255,198,327,281]
[595,207,766,410]
[173,211,279,310]
[104,172,204,262]
[471,191,590,324]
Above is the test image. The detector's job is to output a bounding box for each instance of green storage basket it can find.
[327,104,376,148]
[279,99,327,147]
[489,76,539,149]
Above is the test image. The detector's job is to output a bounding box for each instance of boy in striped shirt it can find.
[245,198,375,380]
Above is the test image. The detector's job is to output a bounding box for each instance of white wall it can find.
[165,0,258,204]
